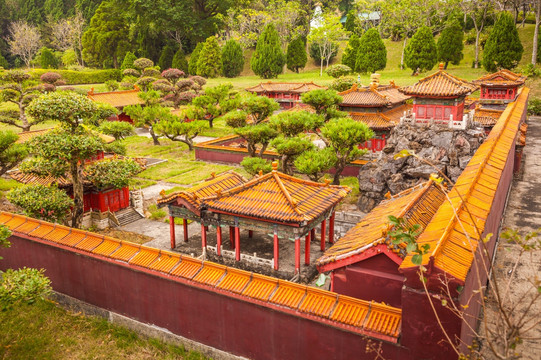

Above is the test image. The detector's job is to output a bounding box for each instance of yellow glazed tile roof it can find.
[339,83,410,107]
[317,181,447,270]
[0,211,401,342]
[473,108,504,127]
[245,82,326,94]
[473,69,526,87]
[87,88,144,108]
[201,167,351,224]
[349,104,411,130]
[400,88,530,281]
[400,65,477,98]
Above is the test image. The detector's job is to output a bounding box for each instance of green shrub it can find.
[61,50,78,67]
[158,46,175,71]
[0,267,52,310]
[522,64,541,78]
[99,121,135,140]
[325,64,352,78]
[286,36,307,73]
[0,53,8,69]
[103,141,127,155]
[104,80,119,91]
[222,40,244,78]
[7,185,74,223]
[329,76,358,92]
[29,69,121,85]
[355,28,387,73]
[188,43,204,75]
[148,204,167,220]
[40,47,58,69]
[527,98,541,116]
[121,51,137,71]
[172,48,189,73]
[241,157,273,176]
[342,34,360,70]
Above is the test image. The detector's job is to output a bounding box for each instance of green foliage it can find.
[188,42,204,76]
[341,34,360,70]
[309,42,338,65]
[295,147,336,182]
[39,47,58,69]
[61,50,78,67]
[103,141,127,156]
[238,95,280,124]
[527,98,541,116]
[7,185,74,223]
[325,64,352,78]
[355,28,387,73]
[196,37,222,78]
[234,124,278,157]
[483,12,524,72]
[329,76,358,92]
[154,112,208,150]
[29,69,121,85]
[404,26,438,73]
[191,84,234,127]
[251,23,286,79]
[286,37,307,73]
[221,110,248,128]
[104,80,119,91]
[344,10,360,34]
[269,111,321,136]
[0,70,43,131]
[387,215,428,266]
[148,204,167,220]
[158,46,175,71]
[172,48,189,73]
[0,224,11,260]
[222,40,244,78]
[85,158,141,189]
[124,90,167,144]
[437,22,464,68]
[240,157,273,176]
[98,121,134,140]
[0,131,27,176]
[120,51,138,71]
[301,89,344,121]
[0,268,52,310]
[270,136,313,174]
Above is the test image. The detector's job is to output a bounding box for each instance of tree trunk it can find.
[320,58,324,76]
[281,155,288,173]
[70,162,84,228]
[522,2,528,27]
[19,100,30,132]
[533,1,541,65]
[149,126,161,145]
[474,30,481,69]
[401,37,407,69]
[332,163,342,185]
[208,117,214,128]
[444,61,449,70]
[258,142,269,157]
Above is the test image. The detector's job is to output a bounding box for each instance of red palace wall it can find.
[82,187,130,213]
[480,87,516,100]
[332,254,404,308]
[413,102,464,123]
[0,237,413,360]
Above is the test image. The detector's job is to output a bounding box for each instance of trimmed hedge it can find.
[29,69,121,85]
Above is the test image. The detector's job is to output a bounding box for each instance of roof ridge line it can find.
[272,172,302,215]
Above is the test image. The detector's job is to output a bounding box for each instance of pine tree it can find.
[196,36,222,78]
[158,45,175,70]
[342,34,360,70]
[40,47,58,69]
[121,51,137,71]
[437,22,464,69]
[286,37,307,73]
[251,23,285,79]
[188,42,203,75]
[222,39,244,78]
[172,48,189,73]
[483,12,524,72]
[355,28,387,73]
[404,26,437,74]
[344,11,359,34]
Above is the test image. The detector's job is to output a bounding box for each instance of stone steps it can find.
[114,208,144,227]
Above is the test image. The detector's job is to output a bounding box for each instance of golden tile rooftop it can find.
[339,83,410,108]
[349,104,412,130]
[87,88,144,108]
[473,69,526,87]
[400,64,477,98]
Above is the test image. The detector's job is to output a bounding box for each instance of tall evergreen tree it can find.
[188,42,203,75]
[172,48,189,73]
[196,36,222,78]
[158,45,175,70]
[404,26,437,74]
[222,39,244,78]
[437,22,464,69]
[40,47,58,69]
[355,28,387,73]
[251,23,285,79]
[483,12,524,72]
[286,36,307,73]
[344,10,359,34]
[342,34,360,70]
[121,51,137,71]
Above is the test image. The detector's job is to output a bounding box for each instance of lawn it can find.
[0,299,206,360]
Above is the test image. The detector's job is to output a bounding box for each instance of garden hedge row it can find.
[29,69,121,85]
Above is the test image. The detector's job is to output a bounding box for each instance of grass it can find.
[0,178,21,192]
[0,299,207,359]
[129,177,157,189]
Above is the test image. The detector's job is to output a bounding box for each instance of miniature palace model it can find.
[245,82,326,109]
[158,163,350,273]
[87,87,144,123]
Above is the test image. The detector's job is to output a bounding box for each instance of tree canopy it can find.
[404,26,438,74]
[437,22,464,69]
[483,12,524,72]
[355,28,387,73]
[251,23,285,79]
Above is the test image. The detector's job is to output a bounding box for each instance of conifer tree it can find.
[251,23,285,79]
[437,22,464,69]
[121,51,137,71]
[196,36,222,78]
[0,54,8,69]
[355,28,387,73]
[158,45,175,71]
[188,42,203,75]
[40,47,58,69]
[483,12,524,72]
[222,39,244,78]
[172,48,189,73]
[404,26,437,74]
[342,34,360,70]
[286,37,307,73]
[344,10,359,34]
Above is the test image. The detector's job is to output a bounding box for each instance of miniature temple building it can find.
[338,74,411,152]
[399,64,477,128]
[472,69,526,104]
[316,180,446,307]
[87,87,144,123]
[245,82,326,109]
[159,165,350,273]
[472,107,504,133]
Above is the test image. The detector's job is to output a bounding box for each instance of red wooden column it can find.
[201,224,207,249]
[305,234,310,265]
[310,228,316,244]
[229,226,235,249]
[273,230,279,271]
[235,227,241,261]
[329,212,335,244]
[330,272,335,292]
[183,219,188,242]
[248,230,253,238]
[320,220,326,251]
[169,216,176,249]
[216,226,222,256]
[295,237,300,273]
